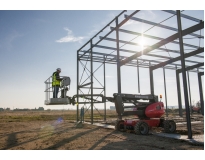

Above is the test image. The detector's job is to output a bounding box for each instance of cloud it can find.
[56,27,85,43]
[1,30,23,50]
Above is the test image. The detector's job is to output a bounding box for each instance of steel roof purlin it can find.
[120,21,204,66]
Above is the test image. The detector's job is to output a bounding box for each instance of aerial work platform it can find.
[44,75,105,105]
[44,98,70,105]
[44,75,71,105]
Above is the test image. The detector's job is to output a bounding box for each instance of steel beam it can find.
[79,82,93,88]
[79,10,139,58]
[125,15,204,39]
[177,62,204,73]
[95,45,172,60]
[81,49,203,66]
[79,53,204,72]
[177,10,192,139]
[77,10,126,53]
[151,48,204,70]
[100,36,204,59]
[112,27,200,49]
[162,10,202,23]
[120,21,204,66]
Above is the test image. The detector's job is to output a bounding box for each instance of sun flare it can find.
[139,35,146,48]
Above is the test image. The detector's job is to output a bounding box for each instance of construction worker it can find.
[52,68,63,98]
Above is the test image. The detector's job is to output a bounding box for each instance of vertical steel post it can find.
[176,10,192,139]
[77,51,79,122]
[163,67,168,117]
[137,60,140,93]
[176,70,183,117]
[90,40,94,124]
[198,70,204,116]
[187,71,192,114]
[104,56,106,121]
[116,17,121,94]
[149,62,154,95]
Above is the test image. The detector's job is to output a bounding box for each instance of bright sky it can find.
[0,1,204,112]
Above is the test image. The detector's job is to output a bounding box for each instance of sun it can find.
[139,35,146,50]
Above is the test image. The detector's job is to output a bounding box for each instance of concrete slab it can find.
[151,132,204,145]
[84,122,204,145]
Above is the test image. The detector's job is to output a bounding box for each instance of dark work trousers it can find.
[53,86,60,98]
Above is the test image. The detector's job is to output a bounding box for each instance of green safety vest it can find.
[52,72,61,86]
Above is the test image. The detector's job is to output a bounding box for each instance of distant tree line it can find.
[0,107,44,111]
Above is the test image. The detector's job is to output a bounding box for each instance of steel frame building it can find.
[76,10,204,139]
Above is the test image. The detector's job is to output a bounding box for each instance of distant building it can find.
[38,107,44,111]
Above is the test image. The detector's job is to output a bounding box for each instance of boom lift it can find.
[44,76,176,135]
[107,93,176,135]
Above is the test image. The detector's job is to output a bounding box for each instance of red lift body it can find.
[109,93,176,135]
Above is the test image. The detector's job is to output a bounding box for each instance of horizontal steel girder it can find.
[151,47,204,70]
[125,15,204,39]
[79,52,204,71]
[79,57,203,72]
[110,27,200,49]
[78,10,140,59]
[94,45,202,65]
[95,45,172,59]
[162,10,202,23]
[120,21,204,66]
[99,36,204,59]
[177,62,204,73]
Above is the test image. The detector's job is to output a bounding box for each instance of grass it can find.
[0,109,199,123]
[0,110,117,122]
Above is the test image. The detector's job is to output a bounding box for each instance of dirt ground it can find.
[0,113,204,150]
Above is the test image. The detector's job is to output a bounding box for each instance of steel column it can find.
[176,69,183,117]
[149,62,154,95]
[177,10,192,139]
[198,71,204,116]
[137,60,140,93]
[116,17,121,94]
[187,71,192,114]
[104,55,106,121]
[77,51,79,122]
[163,67,168,117]
[90,40,94,124]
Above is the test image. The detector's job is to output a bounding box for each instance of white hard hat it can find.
[57,68,61,71]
